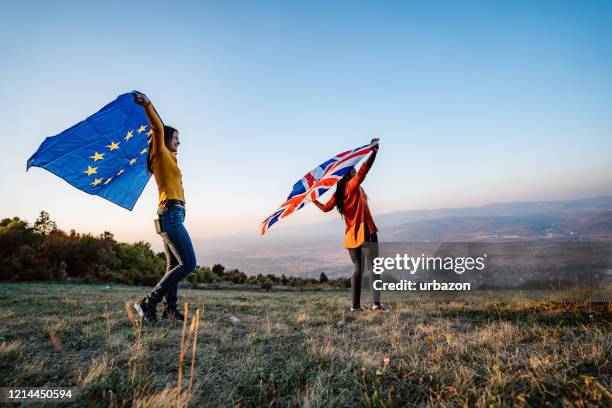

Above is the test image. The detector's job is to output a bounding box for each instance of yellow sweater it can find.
[143,103,186,207]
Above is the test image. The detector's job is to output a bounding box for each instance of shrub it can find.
[0,212,347,289]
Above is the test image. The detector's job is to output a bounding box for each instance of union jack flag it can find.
[261,140,378,235]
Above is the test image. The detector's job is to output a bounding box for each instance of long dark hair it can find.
[146,125,177,174]
[335,176,349,216]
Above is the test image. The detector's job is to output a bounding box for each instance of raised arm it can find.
[347,147,378,189]
[313,195,336,213]
[133,91,165,153]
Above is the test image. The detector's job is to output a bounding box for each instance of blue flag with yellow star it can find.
[27,93,154,210]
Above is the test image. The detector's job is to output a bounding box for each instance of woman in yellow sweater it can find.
[132,91,196,323]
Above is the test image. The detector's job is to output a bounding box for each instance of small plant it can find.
[176,302,189,408]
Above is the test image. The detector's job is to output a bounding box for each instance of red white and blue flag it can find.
[261,140,378,235]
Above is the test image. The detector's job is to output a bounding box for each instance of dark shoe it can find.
[161,308,185,322]
[350,306,367,312]
[133,298,157,323]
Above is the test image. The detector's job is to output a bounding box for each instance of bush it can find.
[212,264,225,278]
[12,245,49,281]
[187,266,219,284]
[112,241,164,285]
[225,269,247,284]
[0,211,347,289]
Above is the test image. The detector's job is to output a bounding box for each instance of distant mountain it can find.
[375,196,612,227]
[382,211,612,242]
[198,196,612,278]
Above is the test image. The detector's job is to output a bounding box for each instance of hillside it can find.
[199,196,612,278]
[1,283,609,406]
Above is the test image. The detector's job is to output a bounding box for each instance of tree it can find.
[34,211,57,237]
[1,217,38,248]
[212,264,225,277]
[281,274,289,285]
[187,266,217,284]
[225,268,247,284]
[100,231,114,241]
[319,272,329,283]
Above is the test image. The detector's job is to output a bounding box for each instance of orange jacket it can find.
[143,103,186,207]
[314,151,378,248]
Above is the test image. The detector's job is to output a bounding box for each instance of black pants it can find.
[348,233,381,308]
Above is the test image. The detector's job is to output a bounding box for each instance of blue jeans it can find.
[147,205,196,309]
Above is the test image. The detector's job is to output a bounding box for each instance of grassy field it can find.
[0,283,610,407]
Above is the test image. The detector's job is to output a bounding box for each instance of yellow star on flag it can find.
[129,158,138,166]
[137,125,147,134]
[91,178,103,186]
[147,138,152,144]
[104,177,113,185]
[146,129,153,136]
[124,130,133,141]
[83,166,98,176]
[116,168,125,176]
[106,141,120,151]
[140,148,148,155]
[89,152,105,162]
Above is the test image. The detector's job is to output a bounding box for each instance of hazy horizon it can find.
[4,194,611,253]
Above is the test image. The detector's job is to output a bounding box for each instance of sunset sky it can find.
[1,0,611,249]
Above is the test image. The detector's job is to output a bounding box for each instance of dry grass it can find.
[0,283,610,407]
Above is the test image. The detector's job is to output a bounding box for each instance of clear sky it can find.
[1,0,611,249]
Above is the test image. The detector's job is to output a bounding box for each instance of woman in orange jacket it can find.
[313,139,389,313]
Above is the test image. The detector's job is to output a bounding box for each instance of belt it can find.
[161,199,185,208]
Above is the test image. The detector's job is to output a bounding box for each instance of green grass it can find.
[0,283,610,407]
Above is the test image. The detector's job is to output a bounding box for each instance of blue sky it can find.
[1,0,611,247]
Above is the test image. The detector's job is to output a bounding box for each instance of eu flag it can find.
[27,93,154,210]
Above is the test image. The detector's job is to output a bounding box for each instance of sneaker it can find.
[161,308,185,322]
[133,298,157,323]
[372,304,390,314]
[350,306,367,312]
